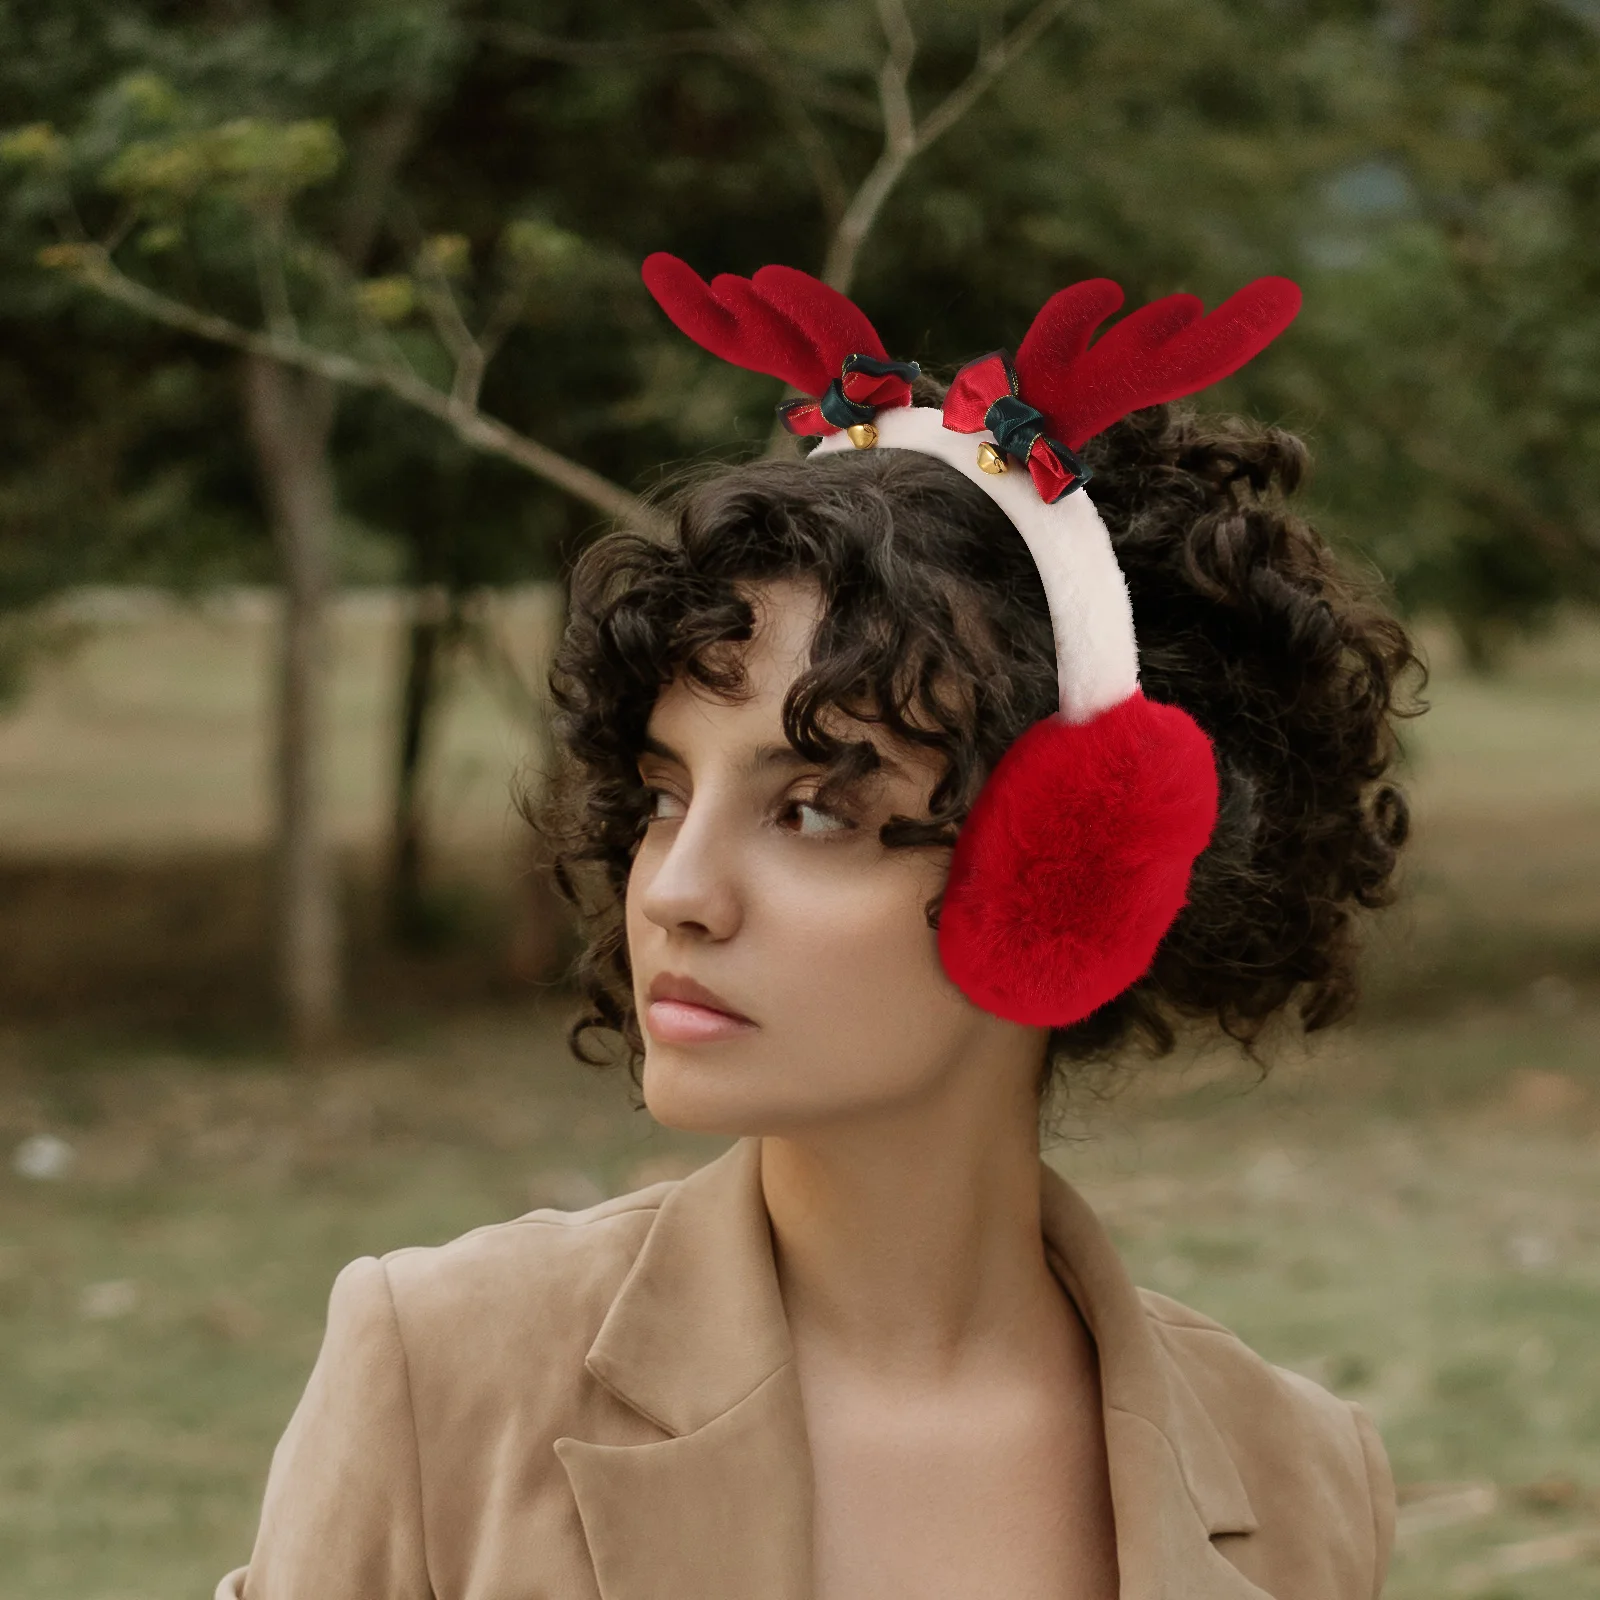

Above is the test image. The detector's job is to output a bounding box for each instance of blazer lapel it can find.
[557,1136,1272,1600]
[1040,1160,1274,1600]
[554,1137,813,1600]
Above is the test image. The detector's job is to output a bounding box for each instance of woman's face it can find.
[626,577,1034,1137]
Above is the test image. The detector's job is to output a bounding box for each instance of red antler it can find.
[640,253,891,398]
[1013,278,1126,375]
[1014,277,1302,451]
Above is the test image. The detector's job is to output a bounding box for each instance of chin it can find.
[641,1046,931,1139]
[640,1048,763,1137]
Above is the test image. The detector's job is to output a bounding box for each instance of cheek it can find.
[627,838,950,1015]
[750,858,976,1115]
[633,842,971,1096]
[771,861,946,1012]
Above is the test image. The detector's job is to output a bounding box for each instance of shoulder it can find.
[306,1173,688,1484]
[1137,1287,1395,1596]
[313,1174,679,1424]
[1137,1284,1368,1458]
[366,1176,677,1343]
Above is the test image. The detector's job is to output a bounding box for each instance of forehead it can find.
[642,579,925,782]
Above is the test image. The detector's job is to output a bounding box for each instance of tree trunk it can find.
[390,583,456,942]
[506,578,572,987]
[243,356,342,1060]
[234,89,422,1054]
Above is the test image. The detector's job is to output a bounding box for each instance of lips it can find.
[646,971,755,1024]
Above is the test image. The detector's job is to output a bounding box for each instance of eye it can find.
[636,785,856,838]
[775,793,857,837]
[639,785,682,822]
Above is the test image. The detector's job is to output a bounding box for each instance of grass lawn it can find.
[0,586,560,853]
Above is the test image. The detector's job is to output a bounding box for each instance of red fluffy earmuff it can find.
[937,694,1219,1026]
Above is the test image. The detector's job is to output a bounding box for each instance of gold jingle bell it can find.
[976,440,1009,475]
[846,422,879,449]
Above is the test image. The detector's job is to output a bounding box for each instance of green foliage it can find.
[1,0,1599,675]
[0,123,68,172]
[499,217,586,277]
[415,230,469,280]
[101,116,344,212]
[354,273,415,324]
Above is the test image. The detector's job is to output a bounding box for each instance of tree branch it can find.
[335,94,425,269]
[474,275,535,380]
[298,91,429,455]
[821,0,1070,293]
[874,0,918,158]
[62,249,660,532]
[294,237,429,382]
[407,235,486,411]
[917,0,1067,149]
[813,0,917,294]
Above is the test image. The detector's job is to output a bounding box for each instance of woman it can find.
[218,260,1419,1600]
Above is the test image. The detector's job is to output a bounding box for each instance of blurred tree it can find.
[0,5,271,704]
[22,0,1593,657]
[0,0,477,1056]
[1295,0,1600,662]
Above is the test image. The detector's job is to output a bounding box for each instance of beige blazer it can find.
[218,1135,1395,1600]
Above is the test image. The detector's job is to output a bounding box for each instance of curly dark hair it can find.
[523,388,1425,1109]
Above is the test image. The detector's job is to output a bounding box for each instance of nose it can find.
[634,793,744,940]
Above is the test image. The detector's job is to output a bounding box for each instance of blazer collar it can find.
[556,1135,1269,1600]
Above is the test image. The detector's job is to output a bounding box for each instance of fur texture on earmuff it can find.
[937,692,1219,1027]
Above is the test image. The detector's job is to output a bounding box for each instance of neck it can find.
[759,1049,1070,1391]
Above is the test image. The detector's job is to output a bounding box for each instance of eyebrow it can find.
[638,731,908,782]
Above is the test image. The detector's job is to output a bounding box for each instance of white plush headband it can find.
[811,404,1137,724]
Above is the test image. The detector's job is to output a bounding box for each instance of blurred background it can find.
[1,1,1598,1595]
